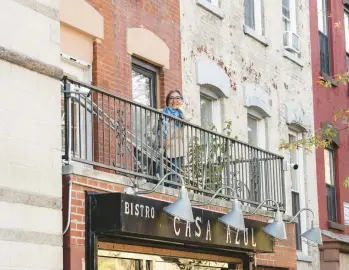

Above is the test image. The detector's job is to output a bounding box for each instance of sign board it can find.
[90,193,274,253]
[344,203,349,226]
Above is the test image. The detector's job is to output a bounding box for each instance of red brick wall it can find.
[62,174,297,270]
[309,0,349,234]
[85,0,182,172]
[88,0,182,103]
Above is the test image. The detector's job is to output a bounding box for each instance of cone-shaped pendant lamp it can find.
[164,186,194,222]
[218,199,245,231]
[262,211,287,240]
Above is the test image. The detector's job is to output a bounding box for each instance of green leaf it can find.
[344,177,349,188]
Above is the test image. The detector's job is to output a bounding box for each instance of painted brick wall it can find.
[84,0,182,172]
[180,0,319,268]
[63,174,297,270]
[309,0,349,234]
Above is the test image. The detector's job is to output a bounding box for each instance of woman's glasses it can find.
[169,96,182,101]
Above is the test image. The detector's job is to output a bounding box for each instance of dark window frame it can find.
[318,0,332,75]
[325,146,338,222]
[131,57,159,108]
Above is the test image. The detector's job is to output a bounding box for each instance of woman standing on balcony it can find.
[157,89,189,184]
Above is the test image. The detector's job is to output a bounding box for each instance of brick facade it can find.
[88,0,182,103]
[309,0,349,269]
[309,0,349,236]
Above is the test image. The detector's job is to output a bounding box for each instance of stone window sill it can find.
[328,220,345,231]
[320,71,338,87]
[243,25,269,47]
[196,0,224,19]
[283,50,304,68]
[297,251,313,263]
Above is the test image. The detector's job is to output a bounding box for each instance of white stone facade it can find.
[180,0,319,268]
[0,0,62,269]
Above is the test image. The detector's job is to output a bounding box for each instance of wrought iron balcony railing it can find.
[61,77,286,211]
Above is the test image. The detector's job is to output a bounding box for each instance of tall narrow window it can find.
[247,110,268,203]
[60,54,93,162]
[344,10,349,70]
[318,0,331,74]
[282,0,300,54]
[131,58,159,175]
[200,95,213,130]
[132,58,158,108]
[244,0,263,34]
[247,110,267,149]
[324,147,337,222]
[289,133,302,251]
[247,115,259,147]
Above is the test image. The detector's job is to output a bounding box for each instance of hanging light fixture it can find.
[125,172,194,223]
[193,186,245,231]
[163,185,194,223]
[287,208,323,246]
[244,199,287,241]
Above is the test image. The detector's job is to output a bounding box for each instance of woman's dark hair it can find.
[165,89,183,106]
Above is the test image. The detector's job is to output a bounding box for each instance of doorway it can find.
[98,250,243,270]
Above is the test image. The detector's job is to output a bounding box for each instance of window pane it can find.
[289,134,299,191]
[319,31,331,74]
[244,0,255,29]
[282,0,290,32]
[324,149,335,185]
[283,18,290,31]
[317,0,328,34]
[78,97,93,161]
[282,0,290,18]
[327,185,337,221]
[200,95,213,129]
[292,191,302,251]
[248,116,258,147]
[132,69,152,107]
[345,12,349,53]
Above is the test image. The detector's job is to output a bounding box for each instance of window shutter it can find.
[244,0,255,29]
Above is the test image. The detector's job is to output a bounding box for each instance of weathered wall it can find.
[0,0,62,269]
[180,0,319,269]
[310,0,349,234]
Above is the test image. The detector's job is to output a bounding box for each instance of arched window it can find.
[196,60,230,132]
[247,107,268,149]
[244,84,271,149]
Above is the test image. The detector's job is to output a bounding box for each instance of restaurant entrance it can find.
[86,192,274,270]
[97,249,243,270]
